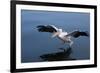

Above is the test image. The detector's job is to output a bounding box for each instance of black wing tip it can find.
[85,31,89,37]
[36,25,57,33]
[81,31,90,37]
[73,31,89,38]
[37,26,44,32]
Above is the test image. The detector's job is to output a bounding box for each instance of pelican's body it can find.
[37,25,89,47]
[52,30,73,46]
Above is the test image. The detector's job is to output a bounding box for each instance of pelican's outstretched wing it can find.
[37,25,58,33]
[66,30,89,38]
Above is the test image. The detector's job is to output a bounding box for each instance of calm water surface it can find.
[21,10,90,63]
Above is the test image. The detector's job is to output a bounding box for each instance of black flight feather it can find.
[37,25,57,33]
[67,30,89,38]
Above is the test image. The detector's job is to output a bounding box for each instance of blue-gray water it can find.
[21,10,90,63]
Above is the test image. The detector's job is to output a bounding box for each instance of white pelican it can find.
[37,25,89,47]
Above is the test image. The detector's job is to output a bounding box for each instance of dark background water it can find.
[21,10,90,63]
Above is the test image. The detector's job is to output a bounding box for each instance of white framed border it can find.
[15,4,95,69]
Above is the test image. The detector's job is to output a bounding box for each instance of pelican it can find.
[37,25,89,48]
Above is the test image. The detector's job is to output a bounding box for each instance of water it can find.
[21,10,90,63]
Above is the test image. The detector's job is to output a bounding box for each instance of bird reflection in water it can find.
[40,47,76,61]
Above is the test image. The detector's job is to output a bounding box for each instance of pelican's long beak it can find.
[52,32,59,38]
